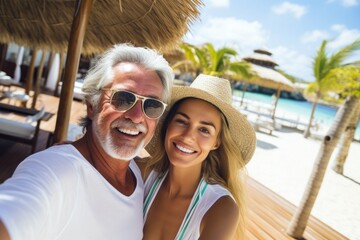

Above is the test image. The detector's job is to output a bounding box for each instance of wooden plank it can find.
[247,207,290,239]
[247,177,349,240]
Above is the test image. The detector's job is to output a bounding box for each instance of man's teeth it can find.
[117,128,140,136]
[175,144,195,153]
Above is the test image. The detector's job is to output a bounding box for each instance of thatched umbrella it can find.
[0,0,203,142]
[241,48,295,119]
[0,0,202,54]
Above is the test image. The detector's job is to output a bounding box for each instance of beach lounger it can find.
[0,106,46,153]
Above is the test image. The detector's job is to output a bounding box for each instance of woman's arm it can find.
[199,196,240,240]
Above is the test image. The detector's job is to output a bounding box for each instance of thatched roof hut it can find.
[249,64,295,92]
[0,0,202,54]
[243,48,294,92]
[241,48,295,119]
[243,49,278,68]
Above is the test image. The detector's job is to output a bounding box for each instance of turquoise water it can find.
[233,90,360,139]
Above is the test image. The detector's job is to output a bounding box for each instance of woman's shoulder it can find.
[202,186,238,218]
[200,195,239,239]
[205,182,233,199]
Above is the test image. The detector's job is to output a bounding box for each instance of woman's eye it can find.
[174,118,187,125]
[199,127,210,134]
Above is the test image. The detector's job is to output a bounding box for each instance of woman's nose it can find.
[181,126,196,141]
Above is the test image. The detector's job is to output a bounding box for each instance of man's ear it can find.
[86,101,94,120]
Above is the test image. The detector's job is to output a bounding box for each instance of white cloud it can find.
[183,17,314,81]
[328,24,360,49]
[206,0,230,8]
[342,0,359,6]
[327,0,358,7]
[184,17,269,53]
[272,2,306,19]
[271,46,314,82]
[301,30,330,43]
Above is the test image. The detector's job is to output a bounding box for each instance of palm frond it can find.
[194,47,208,70]
[327,39,360,70]
[202,43,218,72]
[313,40,329,81]
[180,43,199,67]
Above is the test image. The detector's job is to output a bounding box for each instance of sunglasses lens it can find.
[110,90,165,119]
[143,99,165,119]
[112,91,136,111]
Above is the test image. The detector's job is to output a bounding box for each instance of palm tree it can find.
[287,95,360,239]
[172,42,253,85]
[332,106,360,174]
[303,39,360,138]
[287,65,360,238]
[327,66,360,174]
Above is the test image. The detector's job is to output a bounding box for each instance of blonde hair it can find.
[145,98,247,239]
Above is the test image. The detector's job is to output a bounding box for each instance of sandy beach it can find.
[247,127,360,240]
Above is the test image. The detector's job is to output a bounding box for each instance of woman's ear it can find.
[212,138,221,150]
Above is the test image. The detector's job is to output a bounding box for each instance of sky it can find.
[183,0,360,82]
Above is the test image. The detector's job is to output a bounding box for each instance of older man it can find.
[0,44,174,240]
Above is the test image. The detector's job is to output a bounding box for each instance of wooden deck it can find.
[0,91,349,240]
[245,178,347,239]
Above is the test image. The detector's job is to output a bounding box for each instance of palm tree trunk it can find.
[332,101,360,174]
[303,97,318,138]
[287,95,360,239]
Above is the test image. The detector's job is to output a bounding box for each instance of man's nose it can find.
[123,100,145,123]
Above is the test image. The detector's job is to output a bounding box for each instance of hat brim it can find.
[146,86,256,164]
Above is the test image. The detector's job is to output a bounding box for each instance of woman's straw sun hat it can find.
[147,74,256,163]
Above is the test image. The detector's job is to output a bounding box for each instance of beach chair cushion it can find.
[3,90,30,102]
[24,107,45,123]
[0,117,36,139]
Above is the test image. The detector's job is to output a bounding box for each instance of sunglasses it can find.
[102,89,167,119]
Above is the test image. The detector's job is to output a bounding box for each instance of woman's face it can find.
[165,98,222,169]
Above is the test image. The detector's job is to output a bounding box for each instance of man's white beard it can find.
[93,117,149,161]
[104,136,146,161]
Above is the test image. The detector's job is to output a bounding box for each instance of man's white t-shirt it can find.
[0,144,143,240]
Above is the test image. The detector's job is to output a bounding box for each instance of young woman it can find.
[140,74,256,240]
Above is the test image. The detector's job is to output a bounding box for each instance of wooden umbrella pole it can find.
[42,51,55,87]
[24,47,38,95]
[0,43,7,70]
[271,87,281,120]
[53,0,93,143]
[240,83,248,106]
[54,52,65,96]
[31,50,47,109]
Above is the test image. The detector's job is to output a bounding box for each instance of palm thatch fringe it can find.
[0,0,203,54]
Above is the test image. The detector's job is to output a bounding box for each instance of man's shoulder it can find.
[22,144,84,172]
[30,144,80,159]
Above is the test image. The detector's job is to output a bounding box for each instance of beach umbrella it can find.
[0,0,203,142]
[241,49,295,119]
[0,0,202,55]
